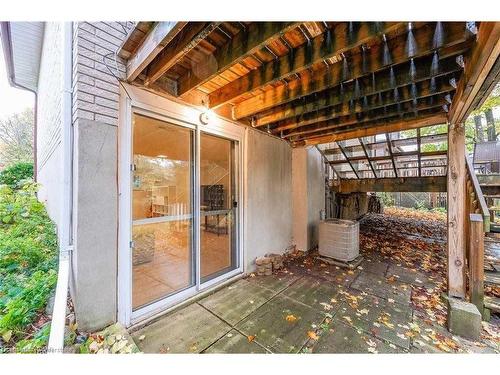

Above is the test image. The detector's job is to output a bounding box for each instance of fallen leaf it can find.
[247,335,255,342]
[307,331,319,340]
[286,314,297,322]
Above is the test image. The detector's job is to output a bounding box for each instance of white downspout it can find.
[47,21,73,353]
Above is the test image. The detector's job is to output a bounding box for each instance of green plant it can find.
[0,181,57,351]
[0,162,33,189]
[377,192,395,207]
[414,200,428,211]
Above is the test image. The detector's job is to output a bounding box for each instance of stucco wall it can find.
[292,146,325,251]
[245,129,293,271]
[36,22,63,223]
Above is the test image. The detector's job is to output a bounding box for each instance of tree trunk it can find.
[474,115,485,142]
[485,108,496,141]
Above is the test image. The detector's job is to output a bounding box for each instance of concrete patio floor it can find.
[130,212,500,354]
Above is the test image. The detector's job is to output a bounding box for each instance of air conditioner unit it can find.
[318,219,359,262]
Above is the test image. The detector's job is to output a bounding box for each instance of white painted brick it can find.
[95,78,119,93]
[76,82,119,101]
[78,101,118,118]
[73,108,95,122]
[93,22,127,40]
[95,96,118,110]
[95,113,118,126]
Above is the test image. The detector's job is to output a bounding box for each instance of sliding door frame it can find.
[118,84,244,327]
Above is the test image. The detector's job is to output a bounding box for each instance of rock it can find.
[45,294,56,315]
[447,297,482,341]
[75,334,88,344]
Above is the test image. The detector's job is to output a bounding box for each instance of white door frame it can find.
[118,83,245,326]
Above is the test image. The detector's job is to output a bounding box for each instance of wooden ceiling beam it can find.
[143,22,221,87]
[174,22,302,96]
[126,22,188,82]
[207,22,403,108]
[448,22,500,124]
[259,74,455,130]
[332,176,447,193]
[283,98,447,138]
[293,113,448,146]
[271,81,454,133]
[234,23,472,119]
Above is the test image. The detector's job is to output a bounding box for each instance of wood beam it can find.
[175,22,302,96]
[447,121,466,298]
[278,93,449,136]
[208,22,403,108]
[332,176,447,193]
[283,99,446,139]
[294,113,447,146]
[359,138,377,177]
[449,22,500,124]
[270,80,454,133]
[233,23,471,119]
[337,141,360,179]
[385,133,398,177]
[126,22,188,82]
[144,22,221,86]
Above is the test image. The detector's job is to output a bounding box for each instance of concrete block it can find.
[447,297,482,340]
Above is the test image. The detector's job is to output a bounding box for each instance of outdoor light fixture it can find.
[199,109,214,125]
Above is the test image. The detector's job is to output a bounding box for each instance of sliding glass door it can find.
[130,113,239,312]
[200,133,238,283]
[131,113,195,310]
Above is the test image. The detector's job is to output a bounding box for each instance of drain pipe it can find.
[47,21,74,353]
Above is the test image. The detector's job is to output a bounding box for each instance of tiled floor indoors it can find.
[130,210,500,354]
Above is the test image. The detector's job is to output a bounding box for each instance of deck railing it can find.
[465,155,490,316]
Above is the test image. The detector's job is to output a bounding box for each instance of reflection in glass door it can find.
[131,113,194,310]
[200,133,237,283]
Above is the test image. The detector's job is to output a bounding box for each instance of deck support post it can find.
[469,213,485,317]
[447,121,466,298]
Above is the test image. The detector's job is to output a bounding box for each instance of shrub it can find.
[0,162,33,189]
[0,181,57,352]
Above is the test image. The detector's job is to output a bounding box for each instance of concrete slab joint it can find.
[447,297,482,341]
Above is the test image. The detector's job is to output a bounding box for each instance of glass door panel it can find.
[200,133,237,283]
[132,113,194,310]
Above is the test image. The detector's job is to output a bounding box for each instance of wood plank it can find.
[449,22,500,124]
[144,22,221,86]
[469,213,485,316]
[208,22,403,108]
[253,72,458,128]
[447,122,466,298]
[332,176,447,193]
[283,99,446,139]
[175,22,302,95]
[269,81,454,132]
[294,113,447,146]
[233,23,471,119]
[278,94,448,136]
[126,22,188,82]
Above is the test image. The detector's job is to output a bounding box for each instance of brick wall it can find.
[72,22,133,127]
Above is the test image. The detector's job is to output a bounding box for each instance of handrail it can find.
[466,155,490,232]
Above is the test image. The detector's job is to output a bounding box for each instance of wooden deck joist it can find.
[119,21,495,149]
[332,176,447,192]
[296,113,447,146]
[207,22,404,108]
[176,22,302,96]
[233,23,471,119]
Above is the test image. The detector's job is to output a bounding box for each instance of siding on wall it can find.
[36,22,63,222]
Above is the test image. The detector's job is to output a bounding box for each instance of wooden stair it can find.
[483,233,500,314]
